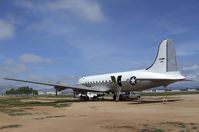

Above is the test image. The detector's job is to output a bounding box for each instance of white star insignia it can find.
[130,76,136,85]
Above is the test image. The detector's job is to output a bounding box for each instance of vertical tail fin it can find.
[146,39,177,73]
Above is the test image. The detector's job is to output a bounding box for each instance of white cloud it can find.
[181,64,199,84]
[0,54,55,86]
[16,0,107,38]
[162,24,189,35]
[19,54,43,64]
[26,19,77,37]
[176,41,199,57]
[19,54,53,64]
[0,19,15,40]
[186,74,197,80]
[4,59,14,65]
[0,54,54,82]
[182,64,198,71]
[0,63,28,75]
[16,0,106,22]
[16,0,35,9]
[0,54,54,77]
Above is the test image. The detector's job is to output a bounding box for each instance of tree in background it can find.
[6,86,38,96]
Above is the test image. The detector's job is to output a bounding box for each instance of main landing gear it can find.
[113,92,141,101]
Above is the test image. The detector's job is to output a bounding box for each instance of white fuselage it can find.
[78,69,185,92]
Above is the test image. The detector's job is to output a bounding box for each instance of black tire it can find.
[80,96,84,101]
[119,94,123,101]
[86,96,89,101]
[136,96,141,100]
[113,95,116,100]
[93,96,97,100]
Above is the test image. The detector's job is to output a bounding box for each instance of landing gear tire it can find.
[113,94,123,101]
[93,96,98,100]
[119,94,123,101]
[136,96,141,100]
[80,95,84,101]
[80,96,89,101]
[113,95,116,100]
[86,96,89,101]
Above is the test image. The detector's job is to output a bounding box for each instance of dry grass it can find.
[0,97,72,116]
[0,124,22,130]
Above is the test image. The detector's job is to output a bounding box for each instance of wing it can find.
[3,78,110,92]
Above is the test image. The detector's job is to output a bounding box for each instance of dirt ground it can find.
[0,95,199,132]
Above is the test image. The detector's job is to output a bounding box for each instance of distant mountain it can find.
[153,86,199,90]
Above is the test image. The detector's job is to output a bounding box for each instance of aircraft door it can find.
[111,75,122,87]
[111,76,116,86]
[117,75,122,87]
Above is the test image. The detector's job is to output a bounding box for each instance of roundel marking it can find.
[130,76,136,85]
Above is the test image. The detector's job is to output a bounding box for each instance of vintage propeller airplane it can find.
[4,39,186,101]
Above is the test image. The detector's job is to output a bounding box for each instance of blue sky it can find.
[0,0,199,88]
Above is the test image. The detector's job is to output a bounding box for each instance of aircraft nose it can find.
[78,77,84,84]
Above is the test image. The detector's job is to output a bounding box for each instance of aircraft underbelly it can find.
[113,80,170,92]
[120,80,151,92]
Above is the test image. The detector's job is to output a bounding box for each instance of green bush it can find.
[5,87,38,95]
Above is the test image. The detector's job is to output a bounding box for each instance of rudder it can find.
[146,39,177,73]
